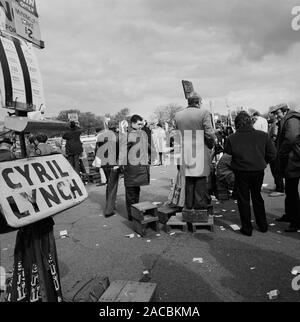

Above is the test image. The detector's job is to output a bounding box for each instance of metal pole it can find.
[15,110,28,158]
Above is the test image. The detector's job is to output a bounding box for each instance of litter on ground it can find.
[267,290,280,300]
[60,230,68,238]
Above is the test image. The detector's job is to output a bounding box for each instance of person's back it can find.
[174,92,215,210]
[37,142,55,156]
[224,111,276,236]
[175,107,210,132]
[226,128,275,172]
[63,122,83,156]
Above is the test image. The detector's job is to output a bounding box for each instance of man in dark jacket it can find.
[63,121,83,174]
[120,115,150,221]
[224,111,276,236]
[272,104,300,232]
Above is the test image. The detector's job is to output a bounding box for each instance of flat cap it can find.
[270,103,289,113]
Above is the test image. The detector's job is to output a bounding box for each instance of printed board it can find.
[0,154,88,229]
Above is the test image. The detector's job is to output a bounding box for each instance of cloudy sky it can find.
[14,0,300,119]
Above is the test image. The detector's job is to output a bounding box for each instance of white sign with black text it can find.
[0,154,88,229]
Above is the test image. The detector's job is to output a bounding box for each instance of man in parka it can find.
[120,114,150,221]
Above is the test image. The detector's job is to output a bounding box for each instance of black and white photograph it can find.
[0,0,300,309]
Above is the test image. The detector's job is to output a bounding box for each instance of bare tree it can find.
[152,103,183,126]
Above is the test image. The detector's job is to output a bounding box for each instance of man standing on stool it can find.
[174,92,215,210]
[120,115,150,221]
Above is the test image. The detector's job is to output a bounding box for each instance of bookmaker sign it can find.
[0,35,46,111]
[0,154,88,229]
[0,0,44,48]
[15,0,38,17]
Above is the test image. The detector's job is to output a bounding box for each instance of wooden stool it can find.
[157,206,178,224]
[132,216,159,237]
[99,280,157,302]
[182,206,214,223]
[190,216,214,233]
[165,213,188,233]
[131,202,158,222]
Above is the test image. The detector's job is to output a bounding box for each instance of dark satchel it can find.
[63,275,110,302]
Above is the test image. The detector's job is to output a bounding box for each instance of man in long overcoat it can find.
[174,92,215,210]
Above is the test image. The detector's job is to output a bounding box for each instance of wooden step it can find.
[189,216,214,233]
[132,218,159,237]
[165,213,188,233]
[99,280,157,302]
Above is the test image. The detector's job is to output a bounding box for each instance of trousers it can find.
[270,160,285,192]
[103,167,120,215]
[185,176,210,209]
[67,154,81,175]
[285,177,300,228]
[125,186,141,220]
[234,170,267,233]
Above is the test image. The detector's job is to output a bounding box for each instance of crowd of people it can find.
[0,98,299,237]
[92,95,300,236]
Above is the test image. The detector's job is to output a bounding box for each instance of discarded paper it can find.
[60,230,68,238]
[267,290,280,300]
[230,224,240,231]
[193,258,204,264]
[125,234,135,239]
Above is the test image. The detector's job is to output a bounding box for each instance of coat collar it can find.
[236,126,255,133]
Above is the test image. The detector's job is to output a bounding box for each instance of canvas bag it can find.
[168,172,185,207]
